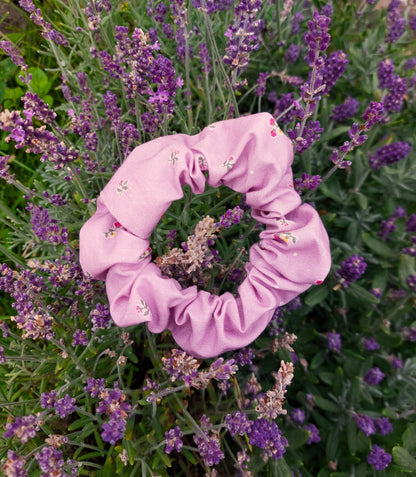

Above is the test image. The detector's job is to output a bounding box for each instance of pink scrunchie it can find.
[79,113,331,358]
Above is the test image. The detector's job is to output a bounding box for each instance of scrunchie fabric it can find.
[79,113,331,358]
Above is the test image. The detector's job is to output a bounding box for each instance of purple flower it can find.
[367,445,392,471]
[406,214,416,232]
[165,426,184,454]
[386,5,406,43]
[3,450,27,477]
[233,347,254,366]
[369,141,412,169]
[84,377,106,397]
[198,42,211,74]
[303,423,321,444]
[72,329,88,346]
[3,415,37,443]
[363,338,380,350]
[191,0,234,14]
[384,75,407,112]
[270,92,297,124]
[378,59,395,89]
[364,367,385,386]
[223,0,263,90]
[248,419,288,460]
[330,97,359,122]
[291,408,305,425]
[40,390,57,409]
[353,414,376,436]
[35,446,65,474]
[255,72,268,97]
[55,394,76,418]
[217,206,244,229]
[391,357,403,369]
[410,15,416,31]
[193,429,224,466]
[294,173,321,192]
[97,383,131,416]
[0,345,5,364]
[404,57,416,71]
[285,44,300,63]
[375,417,393,435]
[336,255,367,287]
[408,275,416,292]
[362,101,384,129]
[101,409,127,444]
[321,50,349,94]
[291,12,304,35]
[83,0,112,30]
[327,332,341,354]
[321,2,333,17]
[26,203,68,244]
[90,303,111,329]
[0,40,28,70]
[224,412,253,437]
[288,121,324,154]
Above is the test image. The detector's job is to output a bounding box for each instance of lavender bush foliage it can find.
[0,0,415,475]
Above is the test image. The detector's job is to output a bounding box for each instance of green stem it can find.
[201,2,239,118]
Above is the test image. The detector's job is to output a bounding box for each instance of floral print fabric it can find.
[79,113,331,358]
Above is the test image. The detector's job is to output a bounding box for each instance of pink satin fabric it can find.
[79,113,331,358]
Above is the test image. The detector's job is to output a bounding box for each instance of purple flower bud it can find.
[330,97,359,122]
[364,367,385,386]
[285,44,300,63]
[303,423,321,444]
[369,141,412,169]
[375,417,393,435]
[290,408,305,425]
[354,413,376,436]
[363,338,380,350]
[336,255,367,287]
[367,445,392,471]
[327,332,341,353]
[165,426,184,454]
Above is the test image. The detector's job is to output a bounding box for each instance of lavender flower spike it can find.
[367,445,392,471]
[336,255,367,287]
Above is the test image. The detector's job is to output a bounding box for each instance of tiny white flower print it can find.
[169,149,180,165]
[273,231,297,245]
[138,247,152,261]
[278,218,290,228]
[136,298,151,316]
[104,221,122,239]
[269,117,283,137]
[117,179,129,195]
[222,156,236,171]
[198,155,208,171]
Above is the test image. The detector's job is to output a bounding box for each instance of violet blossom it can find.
[364,367,385,385]
[336,255,367,287]
[3,450,27,477]
[330,97,359,122]
[165,426,184,453]
[248,418,288,460]
[353,413,376,436]
[327,331,341,354]
[3,415,37,444]
[223,0,264,90]
[369,141,412,169]
[303,423,321,444]
[0,40,28,71]
[367,445,392,471]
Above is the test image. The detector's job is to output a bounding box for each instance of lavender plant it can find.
[1,0,415,476]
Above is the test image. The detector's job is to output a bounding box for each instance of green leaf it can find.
[0,58,17,81]
[398,254,415,289]
[392,446,416,472]
[274,457,292,477]
[347,283,380,304]
[304,286,329,307]
[354,192,368,210]
[403,423,416,454]
[347,416,357,455]
[310,350,326,370]
[362,233,394,258]
[285,427,310,449]
[326,426,339,460]
[314,395,340,413]
[28,66,51,96]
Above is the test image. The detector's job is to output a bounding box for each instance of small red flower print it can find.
[270,118,283,137]
[316,280,323,285]
[116,179,128,195]
[138,247,152,261]
[136,298,150,316]
[222,156,236,171]
[104,221,123,239]
[273,232,297,245]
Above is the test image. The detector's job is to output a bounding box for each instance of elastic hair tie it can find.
[79,113,331,358]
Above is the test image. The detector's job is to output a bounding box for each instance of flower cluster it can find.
[248,419,288,461]
[223,0,264,90]
[256,361,294,420]
[335,255,367,288]
[330,97,359,122]
[367,445,392,471]
[369,141,412,169]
